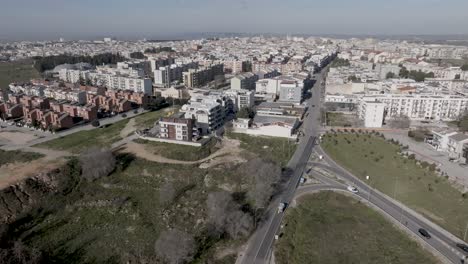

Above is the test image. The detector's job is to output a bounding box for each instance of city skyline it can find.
[2,0,468,40]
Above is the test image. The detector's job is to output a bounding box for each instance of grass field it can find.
[275,192,439,264]
[322,132,468,241]
[15,158,210,263]
[0,149,44,166]
[0,60,40,89]
[227,132,296,167]
[35,119,128,153]
[10,154,256,263]
[326,112,354,127]
[134,137,220,161]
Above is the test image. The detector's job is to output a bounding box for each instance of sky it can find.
[1,0,468,40]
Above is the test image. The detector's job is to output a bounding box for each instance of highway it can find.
[239,69,326,264]
[312,151,468,264]
[238,65,468,264]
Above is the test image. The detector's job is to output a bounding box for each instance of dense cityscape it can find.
[1,1,468,264]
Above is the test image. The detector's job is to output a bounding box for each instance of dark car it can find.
[456,243,468,253]
[418,228,431,239]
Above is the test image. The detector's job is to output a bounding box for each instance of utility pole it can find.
[464,222,468,241]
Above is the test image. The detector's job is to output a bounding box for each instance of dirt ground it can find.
[0,157,65,189]
[0,131,38,145]
[121,138,245,168]
[120,118,136,138]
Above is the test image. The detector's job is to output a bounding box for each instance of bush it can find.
[91,119,100,127]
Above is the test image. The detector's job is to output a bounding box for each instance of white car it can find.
[347,186,359,193]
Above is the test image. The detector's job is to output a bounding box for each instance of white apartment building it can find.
[181,99,224,135]
[359,94,468,121]
[224,89,255,111]
[59,68,152,94]
[59,69,90,84]
[256,78,282,95]
[358,100,385,128]
[325,94,359,104]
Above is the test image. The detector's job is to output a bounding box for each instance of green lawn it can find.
[227,132,296,167]
[35,119,128,153]
[275,192,439,264]
[326,112,354,127]
[0,149,44,166]
[0,60,40,89]
[134,137,220,161]
[322,132,468,241]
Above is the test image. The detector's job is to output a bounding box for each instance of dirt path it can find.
[121,137,244,166]
[120,118,136,138]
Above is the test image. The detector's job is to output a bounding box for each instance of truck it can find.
[278,203,287,213]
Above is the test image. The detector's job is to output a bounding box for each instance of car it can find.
[418,228,431,239]
[300,177,306,184]
[347,186,358,193]
[311,105,315,107]
[456,243,468,253]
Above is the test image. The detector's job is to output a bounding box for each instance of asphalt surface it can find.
[312,150,468,264]
[239,70,326,264]
[239,66,468,264]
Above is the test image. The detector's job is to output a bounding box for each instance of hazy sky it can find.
[1,0,468,40]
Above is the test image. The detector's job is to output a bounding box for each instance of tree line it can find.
[33,53,127,72]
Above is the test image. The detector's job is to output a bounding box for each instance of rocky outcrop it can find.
[0,169,62,224]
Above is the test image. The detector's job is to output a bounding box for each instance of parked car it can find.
[418,228,431,239]
[347,186,358,193]
[456,243,468,253]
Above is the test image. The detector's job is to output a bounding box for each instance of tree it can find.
[91,119,100,127]
[206,191,253,239]
[455,74,461,80]
[242,158,281,208]
[159,181,175,205]
[79,148,116,181]
[388,115,410,129]
[155,229,196,264]
[236,107,255,119]
[461,64,468,71]
[386,72,396,79]
[129,51,145,59]
[459,113,468,132]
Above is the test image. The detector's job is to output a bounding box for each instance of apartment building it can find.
[60,68,153,94]
[358,100,386,128]
[224,89,255,111]
[159,117,196,142]
[359,94,468,121]
[230,72,258,90]
[181,98,224,135]
[0,103,23,119]
[183,64,224,88]
[278,80,304,104]
[154,62,198,87]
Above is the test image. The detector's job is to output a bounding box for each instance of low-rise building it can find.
[159,117,197,142]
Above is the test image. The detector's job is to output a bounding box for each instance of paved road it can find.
[238,69,327,264]
[313,147,468,264]
[0,108,148,151]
